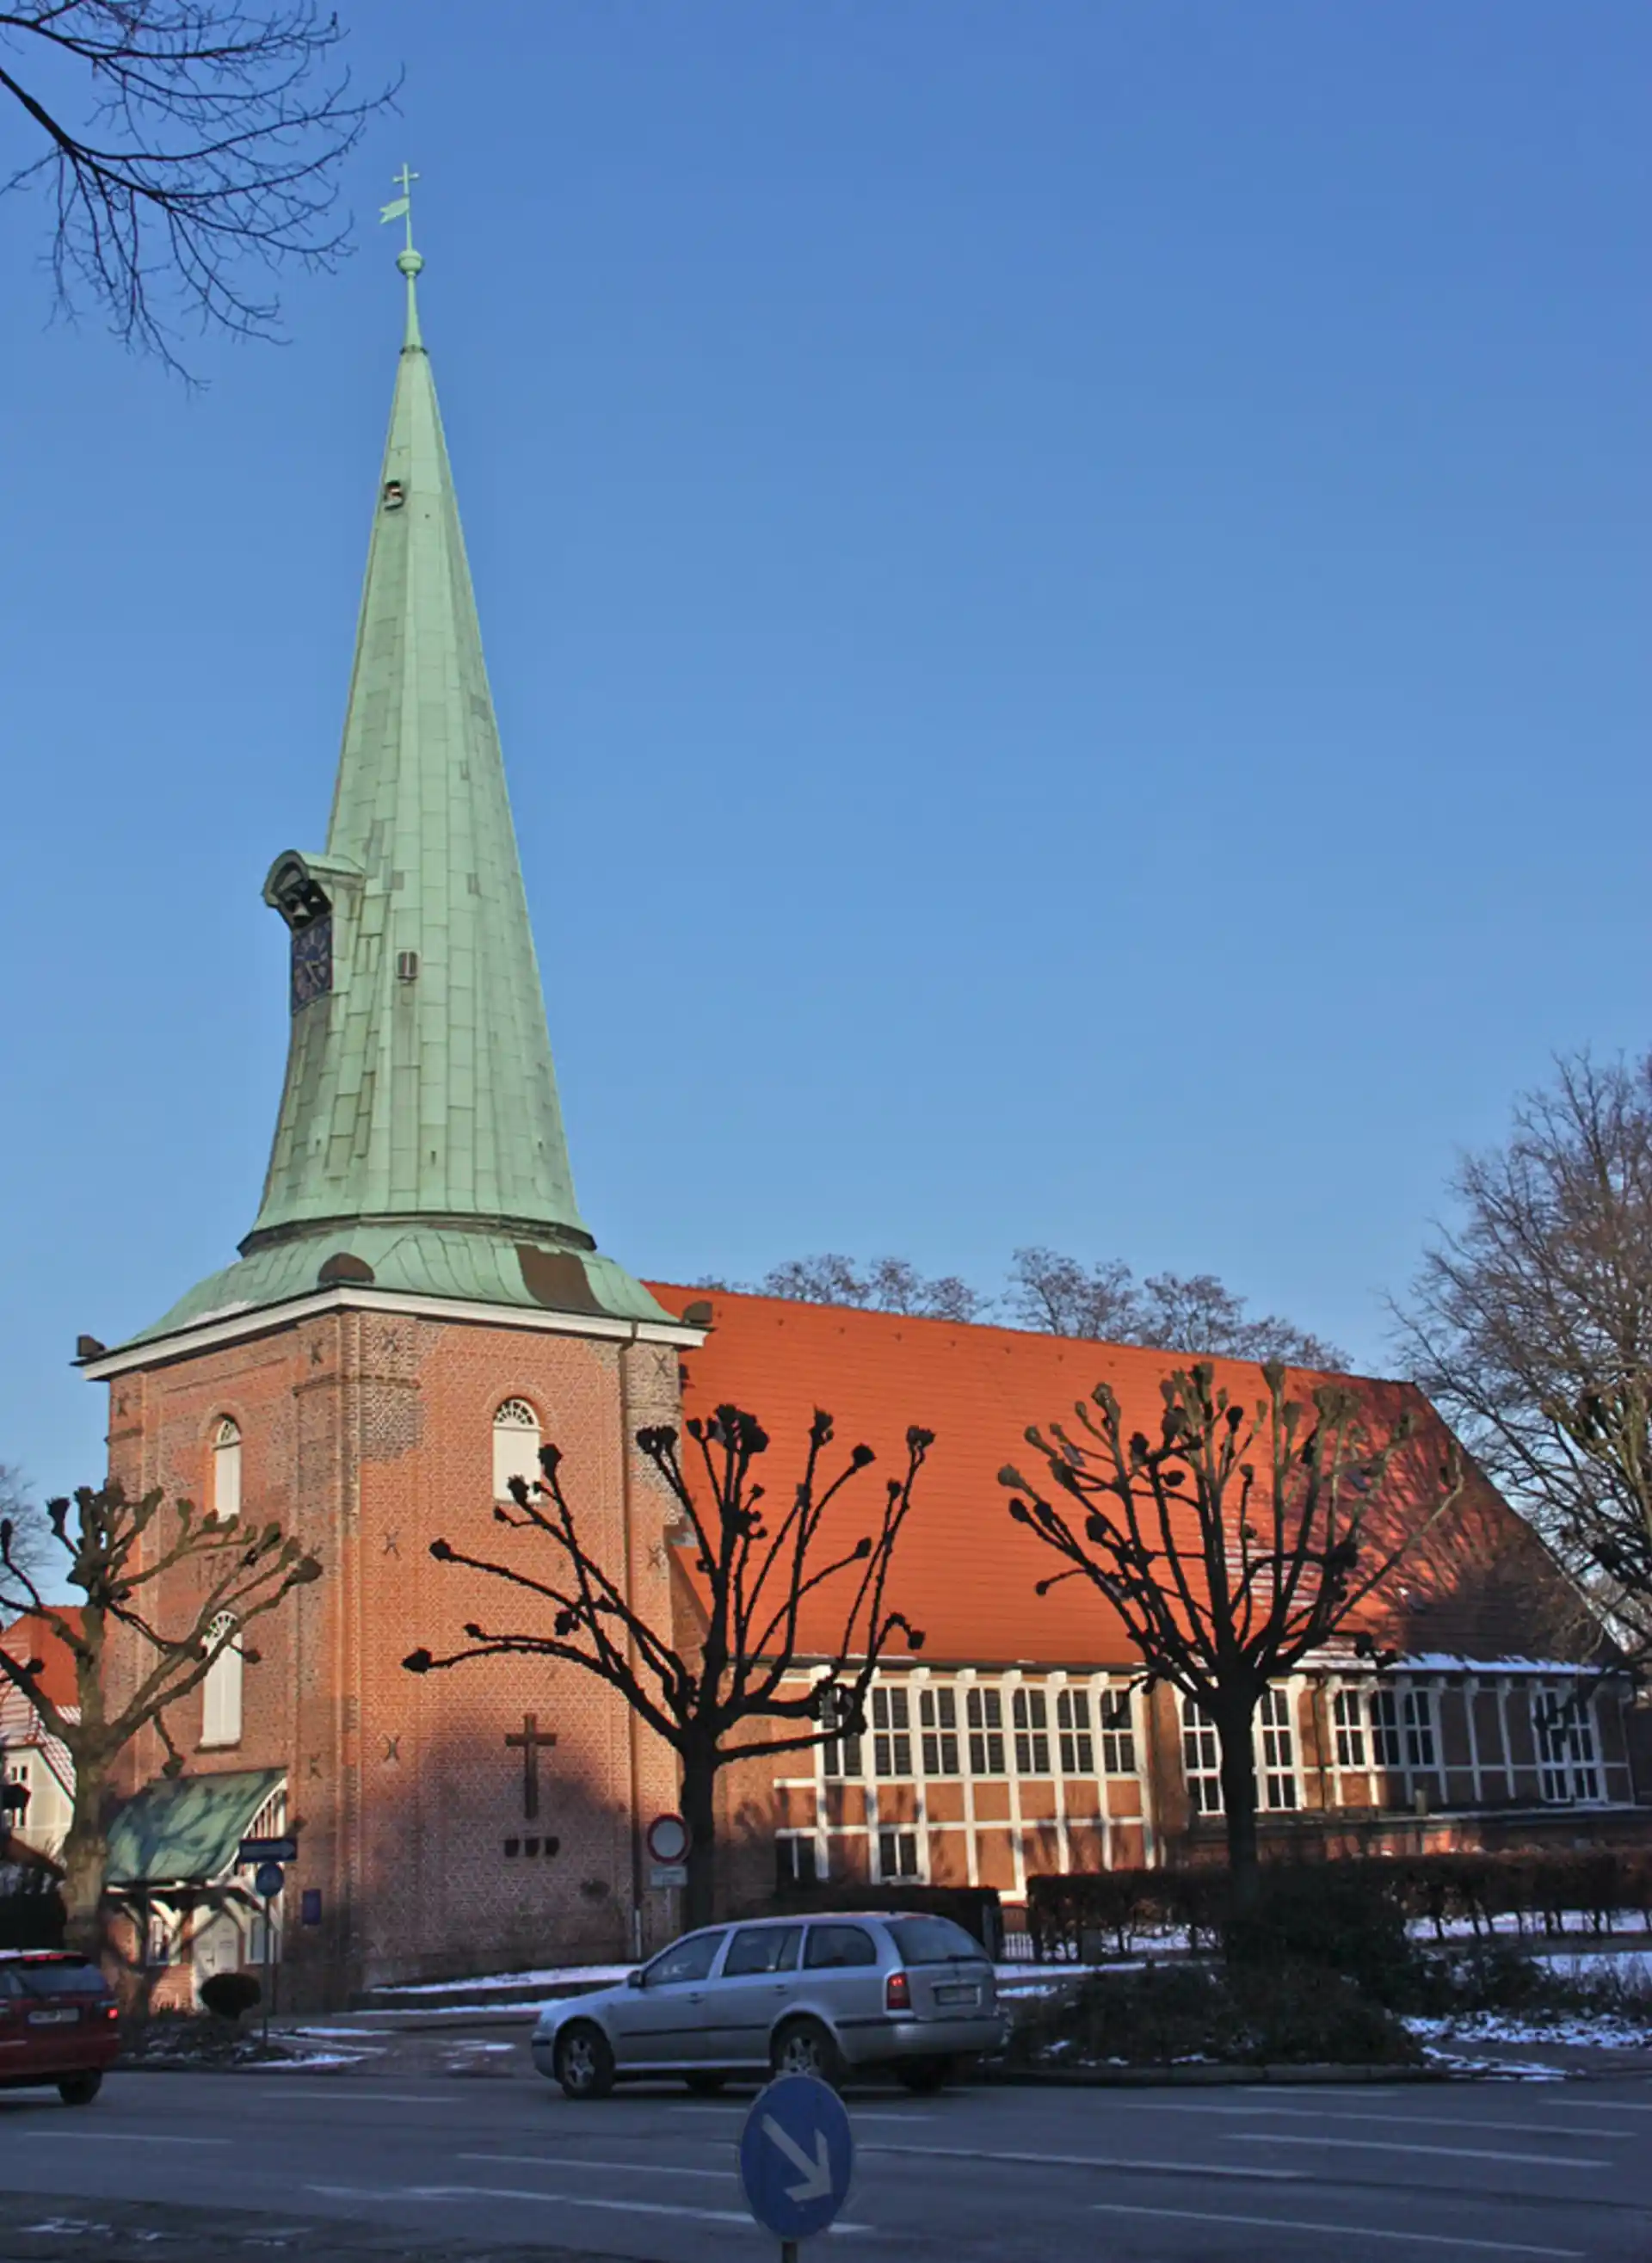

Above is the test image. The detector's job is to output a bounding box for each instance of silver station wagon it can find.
[533,1912,1005,2100]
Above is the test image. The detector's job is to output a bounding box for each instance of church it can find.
[73,227,1647,2009]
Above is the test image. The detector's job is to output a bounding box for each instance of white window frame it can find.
[211,1417,242,1523]
[492,1397,542,1501]
[200,1612,243,1748]
[1257,1685,1299,1811]
[1532,1684,1603,1805]
[1181,1694,1224,1815]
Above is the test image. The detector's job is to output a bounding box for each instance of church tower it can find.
[84,210,693,2002]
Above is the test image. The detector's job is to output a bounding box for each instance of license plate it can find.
[28,2007,79,2026]
[935,1983,977,2005]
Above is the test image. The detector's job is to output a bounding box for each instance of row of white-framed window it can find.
[1181,1682,1606,1815]
[822,1680,1139,1785]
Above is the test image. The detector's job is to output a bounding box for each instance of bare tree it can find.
[1008,1249,1347,1367]
[754,1255,985,1322]
[0,1464,46,1586]
[1001,1362,1463,1908]
[406,1406,930,1928]
[0,1483,320,1953]
[1396,1053,1652,1653]
[0,1,396,370]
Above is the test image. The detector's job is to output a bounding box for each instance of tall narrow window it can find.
[493,1399,541,1501]
[965,1686,1005,1776]
[1012,1686,1050,1776]
[871,1686,912,1777]
[1258,1686,1298,1810]
[919,1686,959,1775]
[1333,1689,1366,1769]
[1369,1687,1403,1768]
[1181,1696,1223,1815]
[1098,1690,1136,1777]
[1402,1688,1439,1772]
[200,1613,243,1748]
[1534,1686,1601,1804]
[212,1418,242,1523]
[1057,1689,1096,1776]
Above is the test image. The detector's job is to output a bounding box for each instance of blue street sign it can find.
[738,2074,854,2243]
[254,1860,285,1899]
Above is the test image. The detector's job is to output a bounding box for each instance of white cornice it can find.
[81,1286,705,1379]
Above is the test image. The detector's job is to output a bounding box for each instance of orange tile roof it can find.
[1,1610,83,1711]
[646,1286,1570,1672]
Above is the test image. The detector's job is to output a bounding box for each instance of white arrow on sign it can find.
[761,2114,833,2204]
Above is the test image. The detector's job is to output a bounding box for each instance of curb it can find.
[982,2060,1446,2087]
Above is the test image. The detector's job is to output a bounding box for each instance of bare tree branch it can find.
[407,1403,931,1927]
[1003,1360,1463,1909]
[0,1,398,374]
[1394,1051,1652,1656]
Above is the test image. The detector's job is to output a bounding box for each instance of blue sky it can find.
[1,1,1647,1504]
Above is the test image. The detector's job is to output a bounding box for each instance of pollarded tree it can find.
[406,1406,930,1928]
[1001,1362,1463,1910]
[0,1483,321,1953]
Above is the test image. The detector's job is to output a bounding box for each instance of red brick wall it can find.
[102,1305,686,2005]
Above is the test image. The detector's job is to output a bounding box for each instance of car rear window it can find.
[8,1959,108,1998]
[884,1917,985,1966]
[803,1923,878,1970]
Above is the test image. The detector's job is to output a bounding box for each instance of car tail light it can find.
[885,1970,911,2013]
[101,2003,120,2024]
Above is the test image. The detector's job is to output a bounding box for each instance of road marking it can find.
[459,2152,732,2181]
[1547,2098,1652,2112]
[1091,2202,1583,2257]
[1205,2104,1633,2139]
[305,2182,874,2232]
[1229,2132,1606,2169]
[669,2103,930,2122]
[30,2131,231,2147]
[860,2140,1302,2182]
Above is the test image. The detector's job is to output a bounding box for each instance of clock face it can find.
[290,916,333,1013]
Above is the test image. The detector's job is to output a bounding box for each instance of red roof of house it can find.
[646,1286,1581,1671]
[1,1610,83,1711]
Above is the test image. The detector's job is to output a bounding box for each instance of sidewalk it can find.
[4,2197,628,2263]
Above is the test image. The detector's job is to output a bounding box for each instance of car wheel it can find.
[58,2072,102,2107]
[770,2016,845,2089]
[684,2070,728,2095]
[895,2056,952,2094]
[554,2022,615,2101]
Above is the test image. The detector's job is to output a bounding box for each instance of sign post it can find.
[645,1812,690,1896]
[739,2074,854,2260]
[251,1857,286,2047]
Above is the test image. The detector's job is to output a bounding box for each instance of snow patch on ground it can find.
[385,1964,632,1995]
[1407,2011,1652,2050]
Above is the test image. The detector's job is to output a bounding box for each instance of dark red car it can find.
[0,1952,120,2105]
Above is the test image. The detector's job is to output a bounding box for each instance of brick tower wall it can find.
[102,1304,685,2007]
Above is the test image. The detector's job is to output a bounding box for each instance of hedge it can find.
[1026,1847,1652,1960]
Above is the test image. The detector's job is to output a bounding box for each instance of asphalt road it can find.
[3,2061,1650,2263]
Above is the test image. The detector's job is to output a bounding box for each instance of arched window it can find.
[212,1418,242,1523]
[493,1398,541,1501]
[200,1613,243,1748]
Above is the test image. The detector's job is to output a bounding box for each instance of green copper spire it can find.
[117,193,669,1347]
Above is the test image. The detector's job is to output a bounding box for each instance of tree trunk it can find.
[1216,1700,1262,1920]
[59,1804,109,1964]
[681,1743,718,1933]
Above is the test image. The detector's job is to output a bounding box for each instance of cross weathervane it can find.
[504,1712,557,1820]
[380,163,419,254]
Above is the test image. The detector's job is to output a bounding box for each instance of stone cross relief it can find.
[505,1711,558,1820]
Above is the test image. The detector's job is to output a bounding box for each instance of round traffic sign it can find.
[254,1860,285,1899]
[739,2074,854,2242]
[645,1812,689,1864]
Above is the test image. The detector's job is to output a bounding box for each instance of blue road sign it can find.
[254,1860,285,1899]
[738,2074,854,2243]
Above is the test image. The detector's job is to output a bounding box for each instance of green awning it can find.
[105,1768,284,1888]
